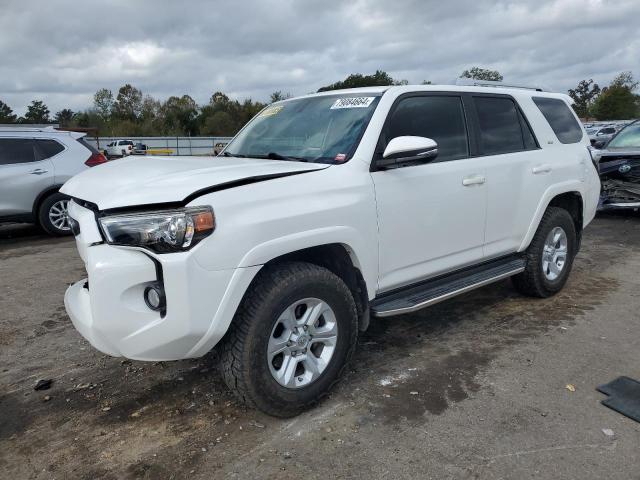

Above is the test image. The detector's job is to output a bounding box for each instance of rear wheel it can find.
[219,262,358,417]
[38,192,72,236]
[512,207,576,297]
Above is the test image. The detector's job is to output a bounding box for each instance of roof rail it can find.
[0,125,62,133]
[455,78,545,92]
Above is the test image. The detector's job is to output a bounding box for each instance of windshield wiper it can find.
[221,151,246,158]
[264,152,309,162]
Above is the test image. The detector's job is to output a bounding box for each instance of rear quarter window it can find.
[532,97,583,144]
[35,139,65,159]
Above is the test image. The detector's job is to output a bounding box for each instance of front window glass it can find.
[384,96,469,162]
[223,94,381,163]
[608,123,640,149]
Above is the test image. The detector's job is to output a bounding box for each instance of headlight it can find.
[99,206,215,253]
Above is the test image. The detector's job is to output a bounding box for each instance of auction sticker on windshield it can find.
[330,97,375,109]
[259,105,284,117]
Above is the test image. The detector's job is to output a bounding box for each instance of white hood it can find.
[61,155,329,210]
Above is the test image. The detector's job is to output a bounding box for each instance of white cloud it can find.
[0,0,638,115]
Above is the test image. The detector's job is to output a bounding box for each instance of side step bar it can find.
[371,256,526,317]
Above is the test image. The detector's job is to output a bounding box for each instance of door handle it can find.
[532,164,552,174]
[462,175,486,186]
[29,169,48,175]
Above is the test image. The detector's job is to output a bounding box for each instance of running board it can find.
[371,256,526,317]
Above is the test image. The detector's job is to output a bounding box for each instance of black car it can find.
[595,120,640,210]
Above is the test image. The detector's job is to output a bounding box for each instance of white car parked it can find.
[0,126,107,234]
[62,84,600,416]
[104,139,134,158]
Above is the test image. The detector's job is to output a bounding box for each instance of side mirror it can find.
[377,136,438,169]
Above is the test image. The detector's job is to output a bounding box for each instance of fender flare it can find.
[518,180,586,251]
[237,225,377,299]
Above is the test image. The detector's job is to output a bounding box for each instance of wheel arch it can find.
[258,243,371,331]
[519,184,585,252]
[32,184,65,219]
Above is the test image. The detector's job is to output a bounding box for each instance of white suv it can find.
[0,127,107,235]
[62,84,600,416]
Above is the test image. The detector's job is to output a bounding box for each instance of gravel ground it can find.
[1,214,639,480]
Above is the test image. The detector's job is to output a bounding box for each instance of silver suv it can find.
[0,126,107,235]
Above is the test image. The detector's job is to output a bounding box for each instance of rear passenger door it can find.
[467,94,544,257]
[0,138,54,216]
[372,93,487,292]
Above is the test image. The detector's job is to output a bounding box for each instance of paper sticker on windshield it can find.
[259,105,284,117]
[330,97,375,109]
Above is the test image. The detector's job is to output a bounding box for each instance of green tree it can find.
[198,91,265,136]
[93,88,114,121]
[0,100,17,123]
[591,72,640,120]
[23,100,51,123]
[317,70,396,92]
[568,79,600,119]
[461,67,503,82]
[71,109,103,130]
[270,91,291,103]
[114,84,143,121]
[54,109,74,127]
[159,95,199,135]
[201,111,236,136]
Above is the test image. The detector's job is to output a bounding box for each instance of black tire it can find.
[512,207,577,298]
[219,261,358,417]
[38,192,72,236]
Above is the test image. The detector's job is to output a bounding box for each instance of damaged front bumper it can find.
[597,153,640,210]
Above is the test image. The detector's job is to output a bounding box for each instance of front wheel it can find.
[512,207,577,298]
[219,262,358,417]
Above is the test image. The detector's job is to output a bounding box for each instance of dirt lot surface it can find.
[1,215,639,480]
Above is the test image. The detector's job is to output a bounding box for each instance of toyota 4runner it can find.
[62,84,600,417]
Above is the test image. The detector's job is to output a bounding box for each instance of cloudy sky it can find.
[1,0,638,115]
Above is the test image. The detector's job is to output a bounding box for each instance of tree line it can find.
[0,67,637,136]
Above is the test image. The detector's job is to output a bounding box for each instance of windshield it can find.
[608,123,640,149]
[223,94,381,163]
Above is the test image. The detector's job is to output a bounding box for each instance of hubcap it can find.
[48,199,71,231]
[267,298,338,389]
[541,226,568,281]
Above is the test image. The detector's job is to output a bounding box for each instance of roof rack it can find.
[0,125,79,136]
[455,78,545,92]
[0,125,59,132]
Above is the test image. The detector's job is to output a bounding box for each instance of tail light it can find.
[85,152,108,167]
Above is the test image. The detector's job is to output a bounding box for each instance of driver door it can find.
[371,94,487,292]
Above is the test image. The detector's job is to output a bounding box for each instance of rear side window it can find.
[35,139,65,159]
[532,97,583,144]
[0,138,37,165]
[384,95,469,162]
[474,97,526,155]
